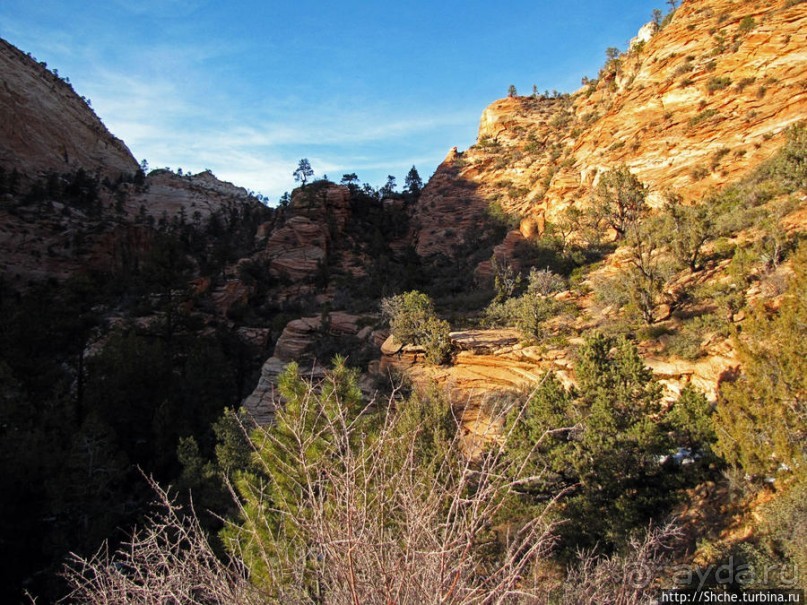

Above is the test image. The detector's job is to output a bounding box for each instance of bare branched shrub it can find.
[560,521,682,605]
[527,267,567,297]
[61,477,260,604]
[223,372,562,604]
[60,367,680,605]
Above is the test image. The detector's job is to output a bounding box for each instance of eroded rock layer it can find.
[413,0,807,258]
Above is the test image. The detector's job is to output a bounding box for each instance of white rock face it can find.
[630,21,658,49]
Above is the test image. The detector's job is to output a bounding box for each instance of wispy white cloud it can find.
[2,5,479,200]
[87,60,477,198]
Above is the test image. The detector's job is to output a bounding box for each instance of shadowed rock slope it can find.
[0,39,137,179]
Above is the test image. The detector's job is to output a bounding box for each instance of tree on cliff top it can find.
[293,158,313,188]
[405,165,423,196]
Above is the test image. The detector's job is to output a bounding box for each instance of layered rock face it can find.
[243,311,381,424]
[129,170,258,223]
[0,39,137,179]
[260,182,354,298]
[376,327,737,456]
[413,0,807,258]
[264,216,329,282]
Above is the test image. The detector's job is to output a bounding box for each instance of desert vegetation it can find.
[1,4,806,600]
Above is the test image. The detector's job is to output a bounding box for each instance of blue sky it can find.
[1,0,662,201]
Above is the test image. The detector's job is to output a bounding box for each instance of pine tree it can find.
[404,165,423,196]
[293,158,314,187]
[592,164,648,239]
[506,334,679,552]
[223,357,365,595]
[715,245,807,476]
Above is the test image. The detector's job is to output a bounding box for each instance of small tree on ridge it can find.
[293,158,314,188]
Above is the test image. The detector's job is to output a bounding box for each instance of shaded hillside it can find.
[0,36,427,602]
[0,39,137,179]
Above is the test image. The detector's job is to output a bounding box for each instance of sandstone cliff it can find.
[413,0,807,258]
[0,38,137,180]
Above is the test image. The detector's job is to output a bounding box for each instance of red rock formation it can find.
[264,216,328,282]
[243,311,379,424]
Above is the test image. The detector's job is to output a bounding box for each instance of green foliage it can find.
[213,408,253,474]
[659,191,713,272]
[384,384,456,476]
[490,255,521,302]
[404,165,423,196]
[738,16,756,34]
[512,234,585,276]
[715,245,807,476]
[665,385,717,454]
[506,334,693,553]
[292,158,314,187]
[737,476,807,591]
[381,290,452,364]
[380,290,434,343]
[220,361,562,601]
[665,313,728,360]
[689,108,719,127]
[592,165,648,238]
[526,267,567,296]
[753,121,807,192]
[0,257,262,599]
[586,127,805,330]
[707,76,732,93]
[224,358,367,594]
[622,216,675,325]
[420,316,453,364]
[591,272,632,311]
[504,373,575,490]
[486,200,520,230]
[485,291,563,342]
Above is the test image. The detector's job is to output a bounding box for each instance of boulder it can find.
[380,334,403,355]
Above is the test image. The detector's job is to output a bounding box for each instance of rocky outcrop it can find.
[0,167,270,286]
[262,182,358,286]
[644,354,738,403]
[273,311,366,361]
[474,229,531,283]
[264,216,328,282]
[566,0,806,207]
[378,327,738,454]
[242,311,381,424]
[129,170,259,223]
[290,183,351,231]
[0,38,137,179]
[241,357,290,425]
[412,148,493,258]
